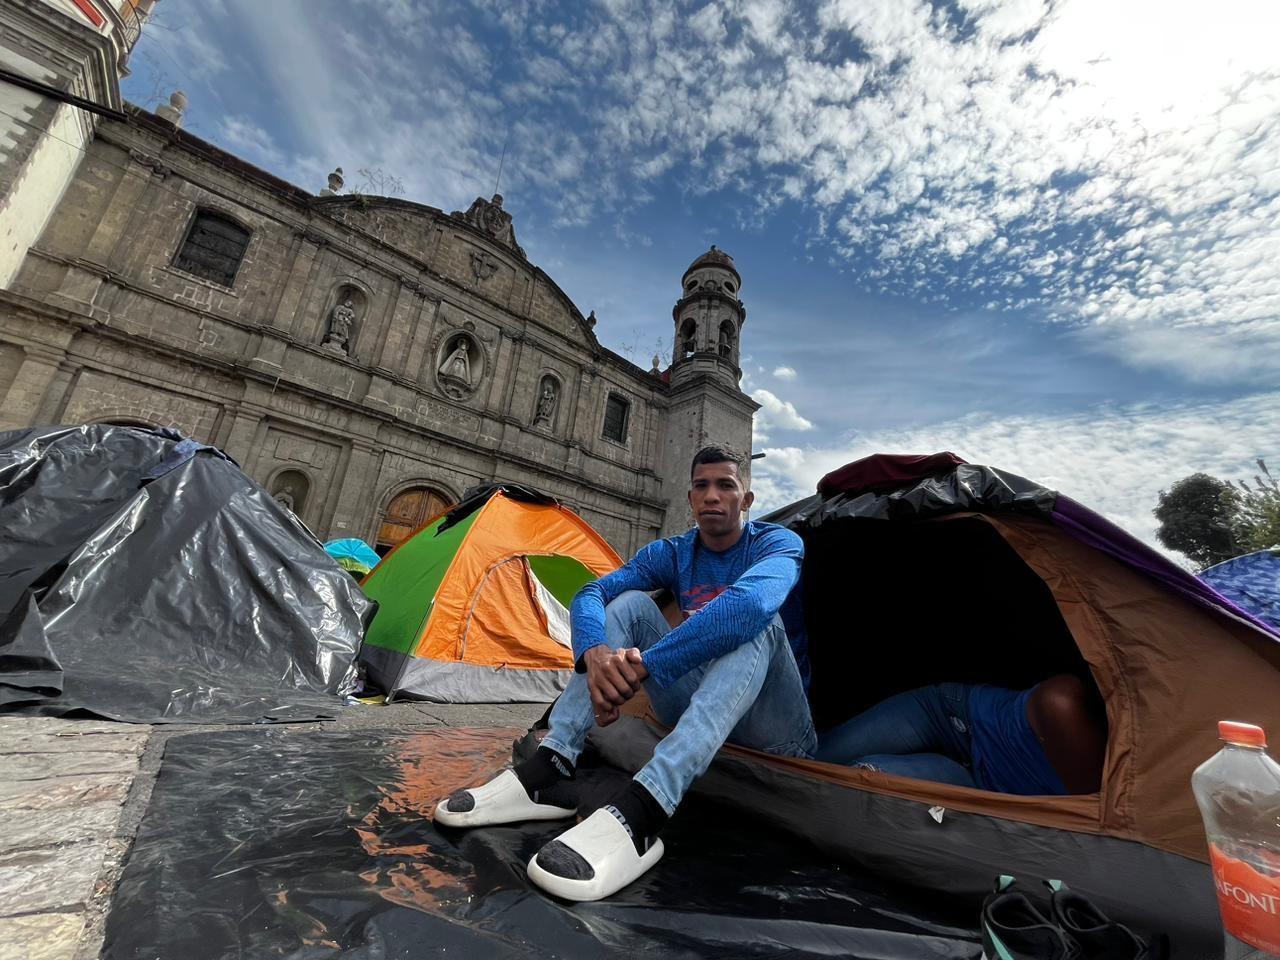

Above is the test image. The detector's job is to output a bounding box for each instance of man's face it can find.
[689,461,754,538]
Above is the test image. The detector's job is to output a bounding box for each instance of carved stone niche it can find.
[434,330,484,401]
[269,469,310,519]
[531,373,561,432]
[321,283,368,356]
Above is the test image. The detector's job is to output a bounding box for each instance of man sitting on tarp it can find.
[435,444,814,900]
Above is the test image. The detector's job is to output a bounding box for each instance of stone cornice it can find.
[672,288,746,323]
[666,371,761,414]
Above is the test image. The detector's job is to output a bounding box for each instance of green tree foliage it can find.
[1153,473,1241,569]
[1230,459,1280,554]
[1155,461,1280,569]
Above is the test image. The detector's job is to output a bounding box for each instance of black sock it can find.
[605,780,669,855]
[513,746,577,806]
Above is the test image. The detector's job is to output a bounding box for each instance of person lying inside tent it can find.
[814,674,1107,795]
[434,443,815,901]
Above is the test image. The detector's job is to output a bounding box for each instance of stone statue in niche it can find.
[533,378,559,428]
[437,335,478,399]
[323,298,356,353]
[273,491,295,512]
[441,338,472,383]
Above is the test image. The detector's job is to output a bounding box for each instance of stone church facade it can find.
[0,1,759,557]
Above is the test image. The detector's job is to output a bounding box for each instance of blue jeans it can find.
[542,591,817,815]
[814,683,979,789]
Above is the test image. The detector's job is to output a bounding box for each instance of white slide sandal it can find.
[526,807,665,901]
[433,769,576,828]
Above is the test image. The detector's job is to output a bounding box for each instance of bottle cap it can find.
[1219,721,1267,748]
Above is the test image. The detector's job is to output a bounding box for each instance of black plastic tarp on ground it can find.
[0,424,373,722]
[105,726,984,959]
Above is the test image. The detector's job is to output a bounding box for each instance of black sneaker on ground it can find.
[982,875,1077,960]
[1045,880,1169,960]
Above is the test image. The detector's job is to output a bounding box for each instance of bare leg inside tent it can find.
[1026,674,1107,795]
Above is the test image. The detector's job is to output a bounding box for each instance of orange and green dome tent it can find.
[358,483,622,703]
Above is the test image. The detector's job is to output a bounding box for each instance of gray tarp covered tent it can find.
[0,424,374,723]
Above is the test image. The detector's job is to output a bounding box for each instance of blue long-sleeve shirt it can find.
[570,521,806,689]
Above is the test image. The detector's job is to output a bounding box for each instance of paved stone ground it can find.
[0,701,549,960]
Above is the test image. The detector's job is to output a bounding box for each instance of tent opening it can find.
[801,514,1101,739]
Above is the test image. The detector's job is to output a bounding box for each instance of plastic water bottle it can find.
[1191,721,1280,959]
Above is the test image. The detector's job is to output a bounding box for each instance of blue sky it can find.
[123,0,1280,557]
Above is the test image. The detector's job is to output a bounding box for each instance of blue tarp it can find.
[1200,550,1280,631]
[324,538,381,574]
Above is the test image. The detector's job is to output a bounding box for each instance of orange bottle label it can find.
[1210,843,1280,954]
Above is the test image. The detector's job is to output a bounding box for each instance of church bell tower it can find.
[670,245,744,387]
[658,246,760,535]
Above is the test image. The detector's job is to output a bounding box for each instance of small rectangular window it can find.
[602,394,629,444]
[173,210,250,287]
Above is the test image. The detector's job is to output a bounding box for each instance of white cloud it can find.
[741,0,790,53]
[453,0,1280,386]
[749,391,1280,563]
[772,365,797,380]
[143,14,230,80]
[171,0,512,209]
[688,4,727,44]
[752,388,814,436]
[217,116,284,169]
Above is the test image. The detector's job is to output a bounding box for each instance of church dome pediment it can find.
[682,245,739,283]
[313,195,452,260]
[312,194,529,264]
[312,195,603,351]
[448,193,525,259]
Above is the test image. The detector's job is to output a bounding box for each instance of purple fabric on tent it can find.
[1051,496,1280,641]
[773,450,1280,645]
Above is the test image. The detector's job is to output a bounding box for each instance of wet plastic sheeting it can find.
[106,727,983,959]
[0,425,373,722]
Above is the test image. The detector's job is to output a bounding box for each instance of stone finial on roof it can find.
[155,90,186,128]
[320,167,344,197]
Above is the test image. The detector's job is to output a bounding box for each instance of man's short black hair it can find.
[690,444,746,479]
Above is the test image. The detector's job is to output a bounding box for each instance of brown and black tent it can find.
[590,453,1280,956]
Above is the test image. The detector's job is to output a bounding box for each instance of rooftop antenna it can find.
[493,130,509,196]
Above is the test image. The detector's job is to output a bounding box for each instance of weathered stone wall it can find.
[0,111,691,558]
